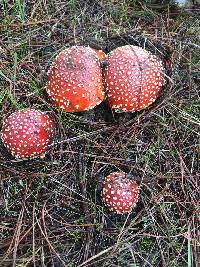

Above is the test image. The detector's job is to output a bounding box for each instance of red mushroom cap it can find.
[102,172,139,214]
[104,45,165,112]
[1,108,55,159]
[46,46,105,112]
[91,48,107,62]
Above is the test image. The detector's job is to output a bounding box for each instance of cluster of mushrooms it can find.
[1,45,165,214]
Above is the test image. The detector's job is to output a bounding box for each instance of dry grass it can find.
[0,1,199,266]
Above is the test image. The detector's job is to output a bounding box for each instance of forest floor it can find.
[0,1,199,266]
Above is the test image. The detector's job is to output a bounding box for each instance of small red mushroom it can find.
[1,108,55,159]
[46,46,105,112]
[91,48,107,62]
[104,45,165,112]
[102,171,139,214]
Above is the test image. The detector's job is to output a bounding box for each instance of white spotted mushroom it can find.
[102,171,139,214]
[46,46,106,112]
[104,45,165,112]
[91,48,107,62]
[0,108,56,159]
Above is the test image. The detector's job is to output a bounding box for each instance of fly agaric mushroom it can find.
[104,45,165,112]
[102,172,139,214]
[46,46,105,112]
[91,48,107,62]
[1,108,55,159]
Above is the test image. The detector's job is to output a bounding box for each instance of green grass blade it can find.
[15,0,25,22]
[188,235,192,267]
[0,70,13,84]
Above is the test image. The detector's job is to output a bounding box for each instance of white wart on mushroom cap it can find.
[102,172,139,214]
[104,45,165,112]
[46,46,105,112]
[1,108,55,159]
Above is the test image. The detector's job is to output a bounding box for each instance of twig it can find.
[6,19,60,28]
[77,246,115,267]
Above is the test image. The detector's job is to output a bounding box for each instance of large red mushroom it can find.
[1,108,55,159]
[104,45,165,112]
[46,46,105,112]
[102,172,139,214]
